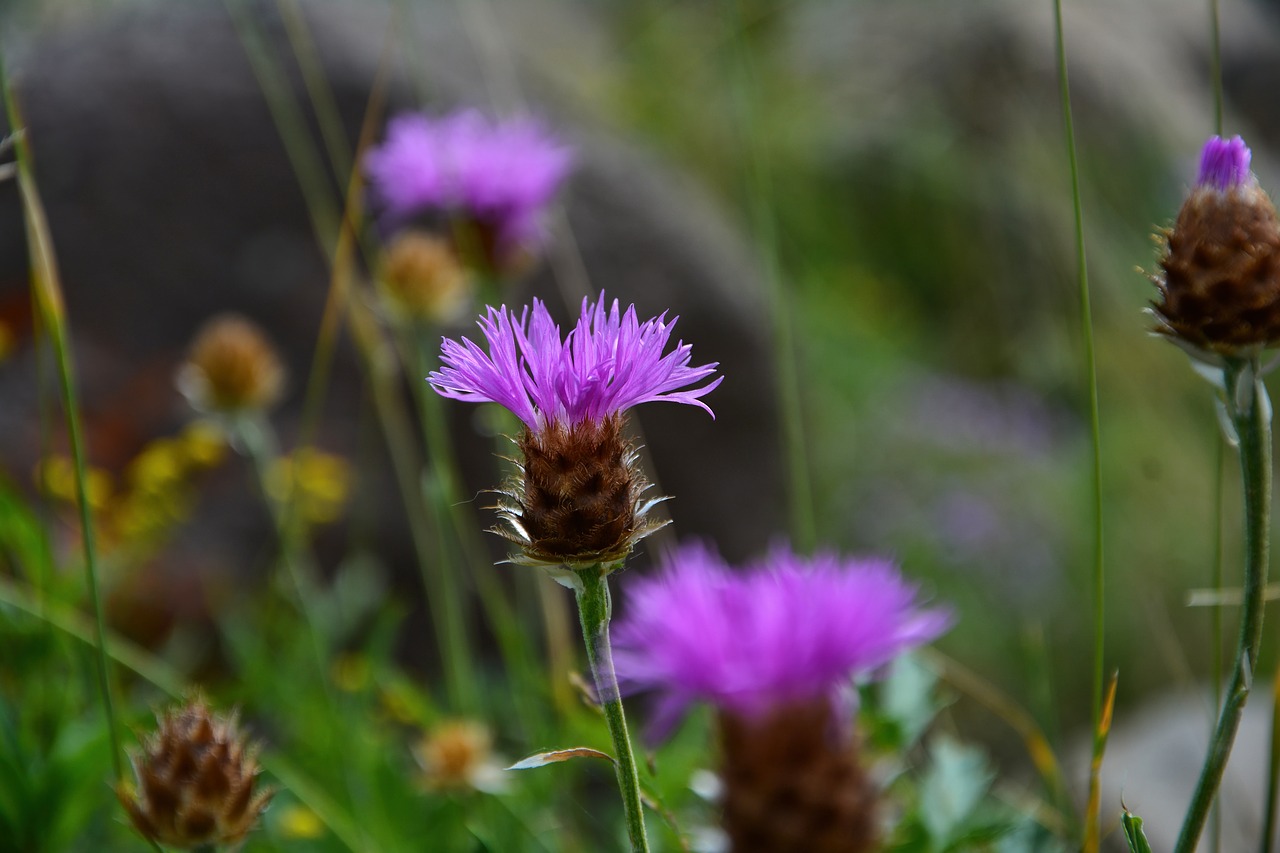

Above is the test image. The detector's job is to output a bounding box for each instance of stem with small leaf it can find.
[572,563,649,852]
[1175,356,1272,853]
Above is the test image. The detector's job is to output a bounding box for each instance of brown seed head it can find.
[1153,182,1280,355]
[179,315,285,413]
[718,700,878,853]
[414,720,495,791]
[378,231,474,325]
[499,413,661,566]
[118,697,274,849]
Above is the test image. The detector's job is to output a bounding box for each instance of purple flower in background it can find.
[612,542,952,738]
[1197,135,1252,191]
[429,295,721,566]
[364,110,574,258]
[428,294,722,432]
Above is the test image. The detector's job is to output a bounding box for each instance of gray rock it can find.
[0,0,784,637]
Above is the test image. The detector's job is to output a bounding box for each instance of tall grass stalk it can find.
[0,65,124,784]
[1051,1,1107,847]
[726,0,816,551]
[1176,357,1273,853]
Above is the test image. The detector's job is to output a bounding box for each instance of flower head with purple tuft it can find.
[429,294,721,568]
[365,110,573,271]
[612,542,951,853]
[1151,135,1280,359]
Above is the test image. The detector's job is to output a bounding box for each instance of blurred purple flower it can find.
[1197,135,1252,191]
[364,109,574,251]
[611,542,952,739]
[427,294,722,431]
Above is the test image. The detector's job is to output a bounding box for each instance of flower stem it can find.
[1175,357,1272,853]
[573,564,650,852]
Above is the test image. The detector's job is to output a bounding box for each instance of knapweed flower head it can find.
[1151,135,1280,358]
[428,294,721,568]
[413,719,508,794]
[614,543,948,853]
[117,696,274,849]
[377,230,474,327]
[611,542,952,737]
[364,109,573,270]
[177,314,286,415]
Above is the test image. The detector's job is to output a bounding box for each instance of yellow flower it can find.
[278,805,325,840]
[36,456,113,510]
[331,653,371,693]
[267,449,351,526]
[179,421,228,469]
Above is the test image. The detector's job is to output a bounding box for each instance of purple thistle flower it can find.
[428,294,722,432]
[1197,135,1252,191]
[612,542,952,739]
[429,294,721,566]
[364,109,574,253]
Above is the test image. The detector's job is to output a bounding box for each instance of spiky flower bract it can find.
[612,542,951,734]
[613,543,950,853]
[364,109,573,269]
[117,696,274,849]
[1151,135,1280,357]
[428,294,721,566]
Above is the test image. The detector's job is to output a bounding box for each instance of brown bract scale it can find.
[179,315,285,413]
[498,413,660,565]
[1153,183,1280,355]
[719,700,878,853]
[118,698,274,849]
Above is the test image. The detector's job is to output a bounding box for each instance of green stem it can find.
[403,332,478,712]
[1052,1,1106,844]
[0,64,124,784]
[572,565,649,852]
[1175,357,1272,853]
[727,0,816,551]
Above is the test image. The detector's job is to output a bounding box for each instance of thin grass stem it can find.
[726,0,815,551]
[1051,1,1107,846]
[0,64,124,784]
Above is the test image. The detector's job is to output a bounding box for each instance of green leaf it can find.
[920,736,994,844]
[1121,808,1153,853]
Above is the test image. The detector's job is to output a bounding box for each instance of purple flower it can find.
[364,109,574,252]
[1197,135,1252,191]
[428,294,722,432]
[612,542,952,738]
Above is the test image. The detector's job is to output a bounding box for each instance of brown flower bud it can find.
[378,230,474,326]
[118,698,274,849]
[718,700,879,853]
[1152,136,1280,356]
[413,719,506,793]
[178,315,285,413]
